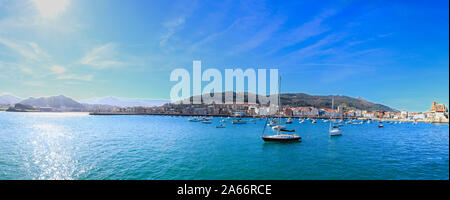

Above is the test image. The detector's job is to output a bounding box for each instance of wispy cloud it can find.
[160,17,186,46]
[79,43,124,69]
[188,17,249,53]
[228,18,284,55]
[265,9,337,55]
[50,65,66,74]
[284,33,346,61]
[57,74,93,81]
[0,37,50,61]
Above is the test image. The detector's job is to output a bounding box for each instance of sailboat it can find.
[261,76,300,142]
[285,117,293,124]
[329,97,343,136]
[188,116,201,122]
[267,119,278,126]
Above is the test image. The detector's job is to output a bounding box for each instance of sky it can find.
[0,0,448,112]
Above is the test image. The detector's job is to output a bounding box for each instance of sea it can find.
[0,112,448,180]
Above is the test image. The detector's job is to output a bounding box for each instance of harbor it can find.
[88,112,449,124]
[0,111,447,180]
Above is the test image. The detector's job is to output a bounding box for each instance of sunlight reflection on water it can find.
[26,123,76,179]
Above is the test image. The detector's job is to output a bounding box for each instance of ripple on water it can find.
[0,113,448,180]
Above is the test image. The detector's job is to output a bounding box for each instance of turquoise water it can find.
[0,112,448,180]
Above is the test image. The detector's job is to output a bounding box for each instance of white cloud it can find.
[50,65,66,74]
[0,37,50,61]
[160,17,186,46]
[31,0,70,18]
[79,43,124,69]
[57,74,93,81]
[162,17,186,28]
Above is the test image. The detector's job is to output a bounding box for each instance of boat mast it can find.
[277,75,281,135]
[330,96,334,132]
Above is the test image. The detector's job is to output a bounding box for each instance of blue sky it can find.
[0,0,448,112]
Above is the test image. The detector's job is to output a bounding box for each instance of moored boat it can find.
[329,97,343,136]
[262,134,301,141]
[261,76,300,142]
[202,119,212,124]
[216,124,226,128]
[285,118,293,124]
[232,118,247,124]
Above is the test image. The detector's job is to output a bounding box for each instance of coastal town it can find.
[1,93,448,124]
[95,101,449,123]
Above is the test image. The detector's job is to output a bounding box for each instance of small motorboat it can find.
[232,119,247,124]
[378,124,384,128]
[202,119,212,124]
[279,128,295,132]
[311,119,317,123]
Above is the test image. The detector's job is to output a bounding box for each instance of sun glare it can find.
[32,0,69,18]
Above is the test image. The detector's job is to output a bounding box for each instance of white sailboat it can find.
[285,117,293,124]
[188,116,201,122]
[261,76,300,142]
[329,97,343,136]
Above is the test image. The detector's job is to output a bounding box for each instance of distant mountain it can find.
[0,94,22,105]
[80,97,170,107]
[182,92,398,112]
[19,95,83,109]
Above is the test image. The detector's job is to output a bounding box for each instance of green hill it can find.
[180,92,398,112]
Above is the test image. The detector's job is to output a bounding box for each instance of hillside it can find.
[19,95,83,109]
[181,92,398,112]
[280,93,398,112]
[0,94,22,105]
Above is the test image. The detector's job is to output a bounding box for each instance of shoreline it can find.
[2,111,447,124]
[88,112,449,124]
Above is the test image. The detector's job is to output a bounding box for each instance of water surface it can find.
[0,112,448,180]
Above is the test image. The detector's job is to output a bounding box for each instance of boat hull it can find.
[261,135,301,142]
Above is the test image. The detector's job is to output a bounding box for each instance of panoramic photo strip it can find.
[0,0,448,198]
